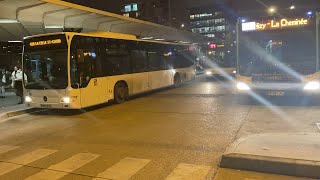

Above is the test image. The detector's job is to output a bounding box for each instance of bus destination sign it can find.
[29,39,62,47]
[242,18,309,31]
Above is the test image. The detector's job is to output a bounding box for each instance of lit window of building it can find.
[124,5,132,12]
[132,4,138,11]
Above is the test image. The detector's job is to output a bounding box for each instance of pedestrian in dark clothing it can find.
[0,69,6,98]
[11,66,27,104]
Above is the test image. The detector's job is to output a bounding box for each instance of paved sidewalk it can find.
[220,133,320,179]
[0,93,21,108]
[0,91,37,121]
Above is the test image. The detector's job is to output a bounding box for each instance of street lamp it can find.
[290,5,295,10]
[181,24,185,28]
[269,7,276,13]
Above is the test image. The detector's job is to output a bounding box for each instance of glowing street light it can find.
[181,24,185,28]
[269,7,276,13]
[290,5,295,10]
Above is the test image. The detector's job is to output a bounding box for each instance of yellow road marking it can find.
[26,153,99,180]
[166,163,212,180]
[0,149,57,176]
[94,157,151,180]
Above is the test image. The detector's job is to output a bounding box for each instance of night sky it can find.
[63,0,320,24]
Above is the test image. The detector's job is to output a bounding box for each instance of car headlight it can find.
[304,81,320,90]
[237,82,250,90]
[25,96,32,103]
[206,71,212,75]
[61,97,71,103]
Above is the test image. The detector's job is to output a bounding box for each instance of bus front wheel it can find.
[114,82,128,104]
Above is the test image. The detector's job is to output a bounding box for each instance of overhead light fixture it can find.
[141,37,153,40]
[241,19,246,23]
[45,25,64,29]
[8,41,22,43]
[290,5,295,10]
[0,19,19,24]
[307,11,313,15]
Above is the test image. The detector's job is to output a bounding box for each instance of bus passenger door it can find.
[76,49,106,108]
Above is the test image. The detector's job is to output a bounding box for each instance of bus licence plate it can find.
[267,91,285,96]
[40,104,52,108]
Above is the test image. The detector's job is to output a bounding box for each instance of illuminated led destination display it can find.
[29,39,62,47]
[242,18,309,31]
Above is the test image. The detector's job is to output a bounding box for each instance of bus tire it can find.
[174,74,182,88]
[114,82,128,104]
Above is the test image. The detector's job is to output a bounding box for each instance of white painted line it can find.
[0,149,57,176]
[25,169,68,180]
[0,145,19,155]
[165,163,212,180]
[317,123,320,130]
[94,157,151,180]
[26,153,99,180]
[8,149,57,165]
[0,162,22,176]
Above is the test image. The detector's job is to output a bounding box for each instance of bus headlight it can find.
[25,96,32,103]
[304,81,320,90]
[61,97,71,103]
[237,82,250,91]
[206,71,212,75]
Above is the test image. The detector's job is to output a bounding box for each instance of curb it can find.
[220,153,320,179]
[0,108,42,122]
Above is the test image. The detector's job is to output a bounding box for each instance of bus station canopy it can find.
[0,0,208,43]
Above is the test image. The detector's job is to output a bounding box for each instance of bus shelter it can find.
[0,0,207,43]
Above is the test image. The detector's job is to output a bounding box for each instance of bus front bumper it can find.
[25,102,79,109]
[236,83,320,97]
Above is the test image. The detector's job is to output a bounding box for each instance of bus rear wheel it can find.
[114,82,128,104]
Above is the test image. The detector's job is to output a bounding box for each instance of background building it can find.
[121,0,184,28]
[190,5,236,69]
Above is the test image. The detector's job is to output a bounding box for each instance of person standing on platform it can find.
[11,66,27,104]
[0,69,6,98]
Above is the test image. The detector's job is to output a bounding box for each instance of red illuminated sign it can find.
[209,44,216,49]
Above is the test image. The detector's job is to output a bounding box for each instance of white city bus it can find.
[22,32,197,109]
[236,12,320,98]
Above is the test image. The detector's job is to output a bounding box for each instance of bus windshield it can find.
[23,50,68,89]
[238,27,316,77]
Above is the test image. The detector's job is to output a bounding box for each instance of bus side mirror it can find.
[77,49,84,64]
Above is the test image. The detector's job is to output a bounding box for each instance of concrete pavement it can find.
[221,133,320,179]
[0,77,319,179]
[0,78,248,179]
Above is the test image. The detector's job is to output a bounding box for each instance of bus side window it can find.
[131,42,148,73]
[102,39,131,76]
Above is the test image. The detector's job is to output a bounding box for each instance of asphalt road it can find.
[0,76,318,180]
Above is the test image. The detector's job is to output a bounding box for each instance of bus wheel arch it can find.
[174,73,182,87]
[114,80,129,104]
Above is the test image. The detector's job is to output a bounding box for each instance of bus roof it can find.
[24,32,193,46]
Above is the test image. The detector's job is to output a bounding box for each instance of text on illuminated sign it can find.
[242,18,309,31]
[29,39,62,47]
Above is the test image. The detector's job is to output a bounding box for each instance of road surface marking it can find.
[26,152,99,180]
[0,145,19,155]
[317,123,320,130]
[94,157,151,180]
[165,163,212,180]
[0,148,57,176]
